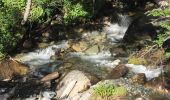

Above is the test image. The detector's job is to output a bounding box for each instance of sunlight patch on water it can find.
[126,64,163,80]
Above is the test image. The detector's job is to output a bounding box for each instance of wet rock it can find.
[109,45,127,56]
[93,35,106,43]
[0,59,29,80]
[85,45,99,55]
[131,73,146,85]
[56,70,99,99]
[58,62,73,71]
[41,91,56,100]
[41,31,58,41]
[50,49,65,60]
[23,39,34,49]
[88,32,106,43]
[107,64,128,79]
[40,37,50,43]
[41,71,59,82]
[37,43,49,48]
[38,61,62,75]
[71,41,88,52]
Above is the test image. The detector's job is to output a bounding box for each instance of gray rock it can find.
[56,70,99,99]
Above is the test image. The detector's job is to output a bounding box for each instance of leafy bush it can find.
[0,0,63,56]
[149,8,170,17]
[63,0,89,24]
[0,0,98,56]
[149,8,170,58]
[93,82,127,98]
[0,0,25,56]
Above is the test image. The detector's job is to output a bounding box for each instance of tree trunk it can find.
[21,0,32,25]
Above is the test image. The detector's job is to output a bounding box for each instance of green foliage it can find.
[30,6,44,21]
[93,82,127,98]
[64,0,89,24]
[0,0,24,55]
[154,34,166,47]
[153,20,170,48]
[2,0,25,10]
[31,0,63,22]
[0,0,63,55]
[165,52,170,58]
[160,21,170,31]
[149,8,170,17]
[149,8,170,58]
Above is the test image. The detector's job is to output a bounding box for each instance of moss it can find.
[128,56,148,65]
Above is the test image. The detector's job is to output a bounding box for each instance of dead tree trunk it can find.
[21,0,32,25]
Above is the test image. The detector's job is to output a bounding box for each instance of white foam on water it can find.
[126,64,163,80]
[70,51,119,67]
[21,41,67,61]
[95,59,120,68]
[17,41,68,67]
[103,14,132,42]
[104,23,129,42]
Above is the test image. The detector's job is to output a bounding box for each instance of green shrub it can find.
[149,8,170,17]
[0,0,24,55]
[148,8,170,58]
[0,0,96,55]
[64,0,89,24]
[0,0,63,55]
[93,82,127,98]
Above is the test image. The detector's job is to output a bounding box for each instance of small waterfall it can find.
[104,14,132,42]
[16,41,68,69]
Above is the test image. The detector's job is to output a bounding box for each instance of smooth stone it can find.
[71,41,88,52]
[37,43,49,48]
[107,64,128,79]
[85,45,99,55]
[23,39,33,49]
[56,70,99,99]
[0,59,29,80]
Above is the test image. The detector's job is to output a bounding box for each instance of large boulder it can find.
[56,70,99,99]
[0,59,29,80]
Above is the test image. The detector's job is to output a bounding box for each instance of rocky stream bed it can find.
[1,11,170,100]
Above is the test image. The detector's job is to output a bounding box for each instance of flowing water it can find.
[9,14,167,99]
[14,14,163,81]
